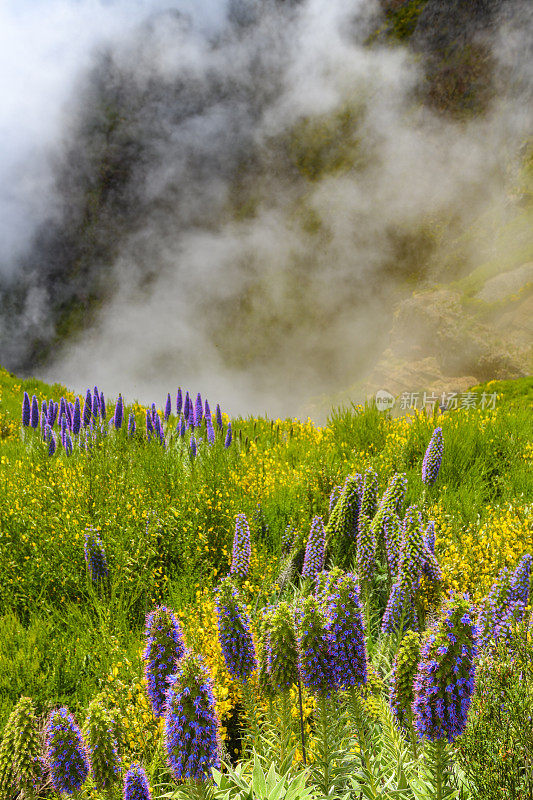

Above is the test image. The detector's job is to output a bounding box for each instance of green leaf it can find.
[252,758,267,798]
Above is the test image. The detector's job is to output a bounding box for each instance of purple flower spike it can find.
[128,413,136,436]
[48,430,57,457]
[92,393,100,419]
[124,763,152,800]
[99,392,106,419]
[143,606,186,719]
[224,422,232,448]
[215,577,257,682]
[65,402,73,429]
[30,395,39,428]
[216,404,223,429]
[72,398,81,435]
[113,395,123,429]
[413,592,477,743]
[164,393,172,421]
[146,410,154,435]
[382,580,416,635]
[188,401,196,428]
[302,516,326,582]
[22,392,31,427]
[195,393,203,424]
[422,427,444,486]
[59,397,66,420]
[295,596,337,696]
[164,650,221,781]
[205,399,211,421]
[44,707,90,794]
[510,554,532,606]
[65,434,73,456]
[320,569,368,689]
[206,417,215,444]
[84,528,109,582]
[184,392,190,419]
[231,514,251,579]
[190,435,197,458]
[83,389,92,427]
[176,388,182,415]
[425,522,436,554]
[177,418,186,438]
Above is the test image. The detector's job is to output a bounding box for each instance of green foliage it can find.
[83,697,122,791]
[390,630,421,730]
[456,622,533,799]
[0,700,18,799]
[211,754,317,800]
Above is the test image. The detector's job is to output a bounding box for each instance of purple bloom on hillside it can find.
[48,429,57,457]
[83,390,92,427]
[328,485,342,515]
[65,434,73,456]
[41,402,48,436]
[302,516,326,581]
[231,514,251,579]
[190,435,197,458]
[320,570,367,689]
[113,396,123,429]
[224,422,232,448]
[295,596,337,696]
[206,417,215,444]
[124,764,152,800]
[195,393,203,424]
[65,402,73,428]
[59,397,66,420]
[44,707,90,794]
[30,395,39,428]
[205,399,211,420]
[177,418,186,438]
[413,592,477,743]
[382,580,416,635]
[73,398,81,435]
[510,554,532,606]
[84,528,109,582]
[422,427,443,486]
[92,393,100,419]
[425,522,436,554]
[99,393,106,419]
[164,650,221,781]
[183,391,190,420]
[188,400,196,428]
[128,413,136,436]
[146,410,154,435]
[143,606,186,719]
[164,393,172,421]
[22,392,31,426]
[176,388,182,415]
[215,578,257,682]
[216,404,223,429]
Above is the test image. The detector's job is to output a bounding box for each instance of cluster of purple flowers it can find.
[21,385,234,458]
[164,650,221,781]
[421,427,444,485]
[44,707,90,794]
[230,514,251,579]
[295,596,337,696]
[143,606,186,719]
[319,569,368,689]
[302,516,326,581]
[124,764,152,800]
[83,528,109,582]
[477,554,532,649]
[413,592,478,743]
[215,578,257,681]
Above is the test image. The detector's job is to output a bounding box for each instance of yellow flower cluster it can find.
[431,501,533,601]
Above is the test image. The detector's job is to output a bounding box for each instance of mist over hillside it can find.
[0,0,531,416]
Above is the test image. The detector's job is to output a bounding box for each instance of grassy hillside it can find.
[0,367,531,798]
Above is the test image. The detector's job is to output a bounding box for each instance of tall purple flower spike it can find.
[195,393,203,424]
[224,423,232,448]
[176,388,183,415]
[83,389,92,427]
[22,392,31,427]
[216,404,223,429]
[30,395,39,428]
[184,392,190,419]
[165,393,172,421]
[73,398,81,435]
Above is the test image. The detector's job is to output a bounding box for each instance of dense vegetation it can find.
[0,367,531,799]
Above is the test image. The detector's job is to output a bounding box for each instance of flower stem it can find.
[297,679,307,766]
